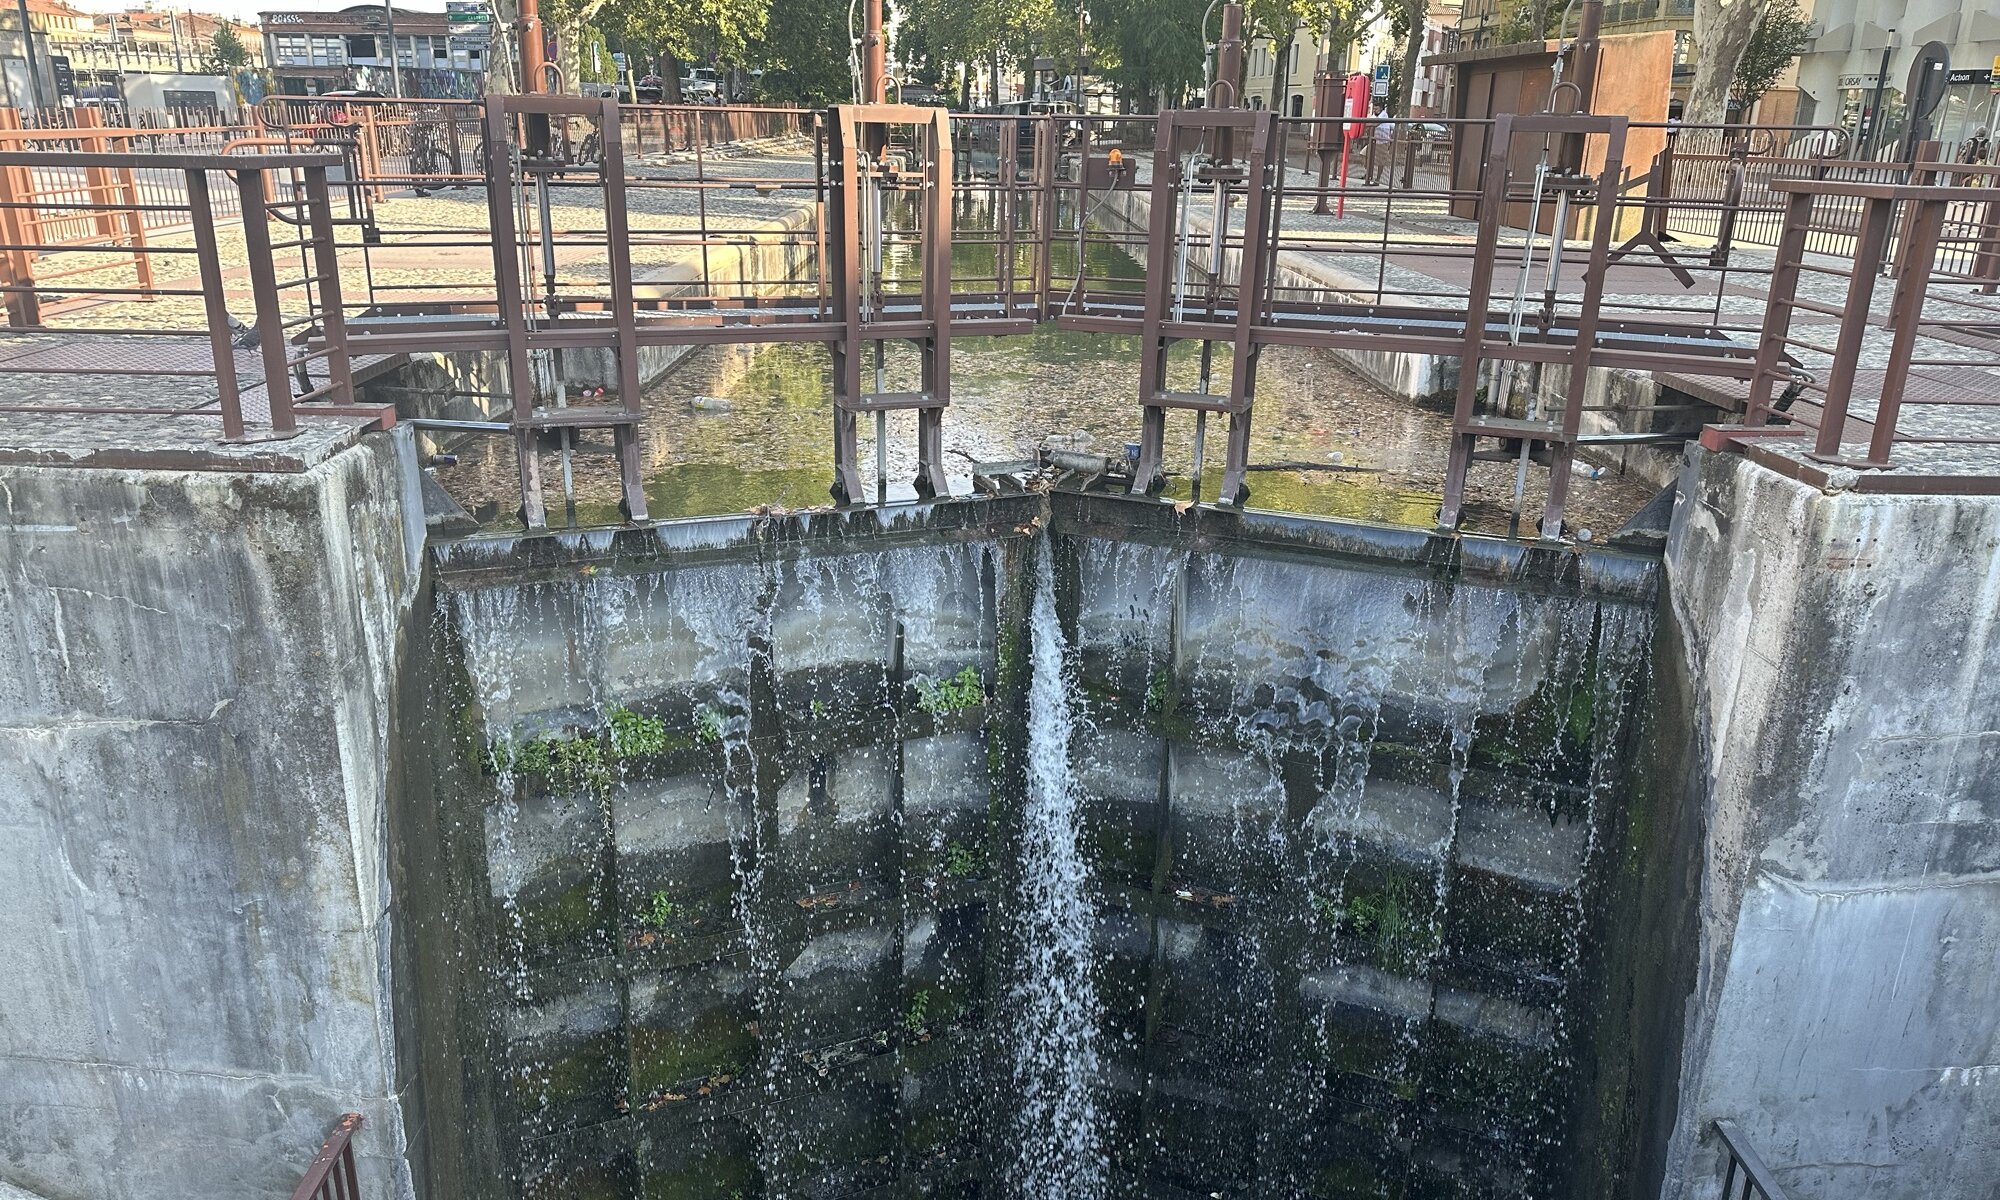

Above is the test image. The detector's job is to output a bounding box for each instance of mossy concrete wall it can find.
[0,432,424,1200]
[1659,448,2000,1198]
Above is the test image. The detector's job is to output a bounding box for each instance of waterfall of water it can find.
[1008,540,1107,1198]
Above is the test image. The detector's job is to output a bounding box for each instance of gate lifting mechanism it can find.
[826,105,954,504]
[486,93,650,528]
[1441,112,1630,537]
[1130,108,1280,506]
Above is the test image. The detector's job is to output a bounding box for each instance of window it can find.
[345,33,378,61]
[1290,93,1304,117]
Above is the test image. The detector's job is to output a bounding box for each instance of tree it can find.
[1732,0,1809,117]
[750,0,854,103]
[1683,0,1769,126]
[1389,0,1424,117]
[203,25,251,74]
[594,0,771,97]
[900,0,1012,102]
[1496,0,1562,43]
[1091,0,1206,109]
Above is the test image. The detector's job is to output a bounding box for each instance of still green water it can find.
[436,198,1647,533]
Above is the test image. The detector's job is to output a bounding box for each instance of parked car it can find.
[679,68,722,102]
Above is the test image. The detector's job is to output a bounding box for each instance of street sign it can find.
[612,51,627,71]
[49,54,73,97]
[445,1,490,25]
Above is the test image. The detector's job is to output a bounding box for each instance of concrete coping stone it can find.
[434,488,1662,604]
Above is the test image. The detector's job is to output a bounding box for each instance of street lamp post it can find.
[1862,30,1895,160]
[13,0,46,111]
[383,2,403,96]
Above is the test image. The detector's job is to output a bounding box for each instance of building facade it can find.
[1791,1,2000,152]
[260,4,486,96]
[45,8,264,80]
[1440,0,1808,123]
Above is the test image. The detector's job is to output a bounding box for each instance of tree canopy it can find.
[204,25,251,73]
[1733,0,1810,113]
[527,0,1382,111]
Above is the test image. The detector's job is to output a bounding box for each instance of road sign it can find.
[445,1,490,25]
[49,54,73,97]
[612,51,627,71]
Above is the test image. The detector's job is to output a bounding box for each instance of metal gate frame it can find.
[1129,107,1280,505]
[825,104,954,503]
[484,92,649,528]
[1439,111,1629,536]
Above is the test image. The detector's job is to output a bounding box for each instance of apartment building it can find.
[261,4,486,95]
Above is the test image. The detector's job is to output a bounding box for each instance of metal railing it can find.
[1714,1119,1790,1200]
[2,98,1994,519]
[288,1112,363,1200]
[0,147,377,442]
[1716,170,2000,486]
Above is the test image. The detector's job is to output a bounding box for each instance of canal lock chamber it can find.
[386,490,1691,1200]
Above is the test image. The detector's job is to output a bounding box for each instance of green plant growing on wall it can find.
[1309,890,1342,925]
[485,702,685,791]
[943,841,984,878]
[694,704,726,745]
[1144,668,1171,715]
[644,889,678,929]
[810,698,830,720]
[904,988,932,1034]
[916,665,986,716]
[1346,878,1442,976]
[609,705,670,759]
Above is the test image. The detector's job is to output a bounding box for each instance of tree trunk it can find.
[1685,0,1769,126]
[664,52,685,103]
[556,21,583,92]
[960,60,972,109]
[1270,27,1294,115]
[1397,0,1425,117]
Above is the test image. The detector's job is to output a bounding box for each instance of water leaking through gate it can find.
[404,494,1663,1199]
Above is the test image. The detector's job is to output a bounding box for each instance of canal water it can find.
[429,225,1654,538]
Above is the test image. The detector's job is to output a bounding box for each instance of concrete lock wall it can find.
[1659,448,2000,1200]
[0,436,423,1200]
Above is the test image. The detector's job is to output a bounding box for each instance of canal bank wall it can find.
[0,430,425,1200]
[0,421,1994,1199]
[1657,448,2000,1200]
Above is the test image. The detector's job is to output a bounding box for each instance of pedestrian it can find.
[1959,126,1992,186]
[1958,125,1991,165]
[1365,106,1396,185]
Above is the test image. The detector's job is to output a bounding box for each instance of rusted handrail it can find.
[0,147,363,441]
[1714,1119,1789,1200]
[288,1112,363,1200]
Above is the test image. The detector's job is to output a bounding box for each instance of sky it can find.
[63,0,458,26]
